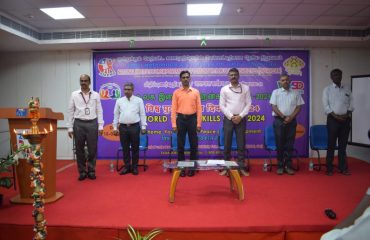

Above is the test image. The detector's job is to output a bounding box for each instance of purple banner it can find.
[93,50,309,159]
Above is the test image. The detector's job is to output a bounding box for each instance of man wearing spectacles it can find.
[113,82,147,175]
[171,70,202,177]
[269,74,304,175]
[67,74,104,181]
[219,68,252,176]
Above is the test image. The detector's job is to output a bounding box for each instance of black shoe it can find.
[87,172,96,180]
[340,170,351,176]
[187,170,195,177]
[78,173,87,181]
[180,170,186,177]
[132,168,139,175]
[326,170,333,176]
[119,167,131,175]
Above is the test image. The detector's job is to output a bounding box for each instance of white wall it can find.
[0,48,369,161]
[0,50,92,159]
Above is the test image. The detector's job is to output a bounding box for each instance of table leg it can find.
[229,169,245,201]
[169,169,181,203]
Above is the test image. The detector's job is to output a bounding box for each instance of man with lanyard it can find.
[67,74,104,181]
[269,73,304,175]
[113,82,147,175]
[171,70,202,177]
[219,68,252,176]
[322,68,354,176]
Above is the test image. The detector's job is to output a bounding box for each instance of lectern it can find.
[0,108,64,204]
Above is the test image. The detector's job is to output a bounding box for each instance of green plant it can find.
[115,225,162,240]
[0,144,30,189]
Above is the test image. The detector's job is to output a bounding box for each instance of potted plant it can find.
[114,225,162,240]
[0,145,30,206]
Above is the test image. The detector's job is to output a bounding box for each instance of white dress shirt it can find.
[67,89,104,132]
[219,83,252,120]
[322,83,354,115]
[113,95,147,130]
[320,187,370,240]
[269,87,304,116]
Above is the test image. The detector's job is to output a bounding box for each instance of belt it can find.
[177,113,196,118]
[75,118,97,123]
[120,122,139,127]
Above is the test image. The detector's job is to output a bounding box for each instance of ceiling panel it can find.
[255,3,298,15]
[150,5,186,17]
[249,16,286,25]
[221,3,261,15]
[112,6,152,17]
[218,16,253,25]
[311,16,348,26]
[324,5,368,17]
[154,17,187,26]
[88,18,125,28]
[291,4,334,16]
[123,17,156,27]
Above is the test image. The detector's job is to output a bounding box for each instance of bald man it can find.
[67,74,104,181]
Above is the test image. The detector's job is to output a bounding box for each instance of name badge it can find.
[85,108,90,115]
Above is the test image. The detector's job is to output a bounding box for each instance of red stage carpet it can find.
[0,158,369,240]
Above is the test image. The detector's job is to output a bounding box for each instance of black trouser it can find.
[273,117,297,169]
[176,113,198,161]
[73,119,98,175]
[223,116,246,168]
[326,114,350,172]
[119,122,140,169]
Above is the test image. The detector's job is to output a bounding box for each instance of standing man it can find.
[322,69,354,176]
[269,73,304,175]
[219,68,252,176]
[113,82,147,176]
[67,74,104,181]
[171,70,202,177]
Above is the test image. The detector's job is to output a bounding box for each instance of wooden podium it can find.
[0,108,64,204]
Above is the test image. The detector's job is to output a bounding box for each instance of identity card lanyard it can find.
[80,92,91,115]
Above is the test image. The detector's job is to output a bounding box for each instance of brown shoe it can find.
[239,169,250,177]
[276,168,284,175]
[219,169,228,176]
[285,167,295,175]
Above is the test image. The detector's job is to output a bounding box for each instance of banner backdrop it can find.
[93,50,309,159]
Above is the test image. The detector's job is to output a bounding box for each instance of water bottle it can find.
[109,160,115,172]
[309,159,314,171]
[263,159,268,172]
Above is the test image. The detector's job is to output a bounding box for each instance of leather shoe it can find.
[132,168,139,175]
[340,170,351,176]
[239,169,250,177]
[285,167,295,175]
[119,167,131,175]
[276,168,284,175]
[187,170,195,177]
[87,172,96,180]
[326,170,333,176]
[219,170,228,176]
[180,170,186,177]
[78,173,87,181]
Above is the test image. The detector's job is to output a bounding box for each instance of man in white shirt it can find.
[67,74,104,181]
[113,82,147,175]
[321,187,370,240]
[219,68,252,176]
[269,74,304,175]
[322,69,354,176]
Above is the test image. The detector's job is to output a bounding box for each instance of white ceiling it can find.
[0,0,369,51]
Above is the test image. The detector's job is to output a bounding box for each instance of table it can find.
[163,160,245,203]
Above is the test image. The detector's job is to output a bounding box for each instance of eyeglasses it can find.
[124,88,133,91]
[229,85,242,94]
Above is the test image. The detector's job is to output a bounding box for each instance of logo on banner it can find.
[99,83,121,100]
[283,56,305,76]
[97,58,116,77]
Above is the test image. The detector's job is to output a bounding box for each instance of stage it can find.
[0,158,369,240]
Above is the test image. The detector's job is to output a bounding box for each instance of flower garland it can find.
[12,144,47,239]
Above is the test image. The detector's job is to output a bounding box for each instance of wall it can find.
[0,48,369,161]
[0,51,91,159]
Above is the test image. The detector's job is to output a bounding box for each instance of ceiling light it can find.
[187,4,223,16]
[40,7,84,20]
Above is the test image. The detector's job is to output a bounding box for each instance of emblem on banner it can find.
[283,56,305,76]
[97,58,116,77]
[99,83,121,100]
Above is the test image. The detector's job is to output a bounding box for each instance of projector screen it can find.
[350,75,370,147]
